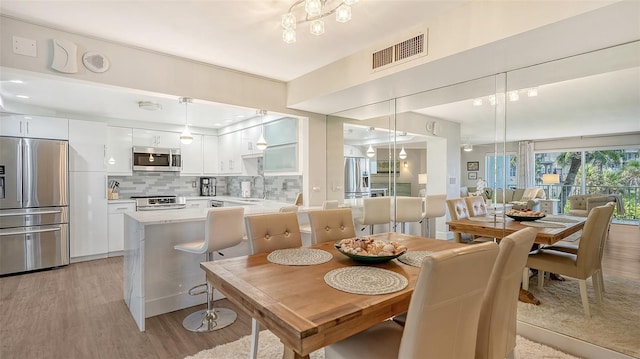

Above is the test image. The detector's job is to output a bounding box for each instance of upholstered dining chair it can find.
[446,198,493,243]
[173,207,244,332]
[356,197,391,235]
[542,202,616,293]
[244,211,303,359]
[420,194,447,237]
[465,195,488,216]
[394,196,424,234]
[279,204,299,212]
[307,208,356,244]
[299,200,341,241]
[322,200,340,209]
[475,227,537,359]
[523,203,615,316]
[325,242,499,359]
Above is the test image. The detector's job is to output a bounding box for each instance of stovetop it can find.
[133,195,186,210]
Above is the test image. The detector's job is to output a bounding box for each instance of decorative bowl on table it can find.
[505,209,546,222]
[334,237,407,264]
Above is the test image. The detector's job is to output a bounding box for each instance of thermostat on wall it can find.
[82,51,110,73]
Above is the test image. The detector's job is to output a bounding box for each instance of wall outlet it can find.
[192,181,197,188]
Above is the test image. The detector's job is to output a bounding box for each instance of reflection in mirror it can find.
[504,41,640,356]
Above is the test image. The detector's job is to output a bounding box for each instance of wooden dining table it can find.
[201,232,465,359]
[446,214,587,245]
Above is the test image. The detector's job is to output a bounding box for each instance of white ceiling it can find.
[0,1,639,143]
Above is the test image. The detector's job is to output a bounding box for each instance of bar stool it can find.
[421,194,447,237]
[173,207,244,332]
[394,196,424,234]
[356,197,391,235]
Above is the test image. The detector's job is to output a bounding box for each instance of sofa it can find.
[495,188,546,211]
[568,193,624,217]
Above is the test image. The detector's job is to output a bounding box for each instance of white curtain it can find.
[518,141,535,188]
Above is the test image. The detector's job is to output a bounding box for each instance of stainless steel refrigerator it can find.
[0,137,69,276]
[344,157,370,199]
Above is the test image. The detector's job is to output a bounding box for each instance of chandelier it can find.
[281,0,360,43]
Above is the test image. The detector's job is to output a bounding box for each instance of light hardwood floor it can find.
[1,224,637,359]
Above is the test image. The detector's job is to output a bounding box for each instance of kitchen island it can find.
[123,201,290,331]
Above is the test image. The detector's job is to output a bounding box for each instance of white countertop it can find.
[125,200,293,225]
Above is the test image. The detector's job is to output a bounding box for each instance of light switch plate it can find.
[13,36,37,57]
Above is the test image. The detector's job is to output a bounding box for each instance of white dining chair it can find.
[325,242,499,359]
[244,212,303,359]
[356,197,391,235]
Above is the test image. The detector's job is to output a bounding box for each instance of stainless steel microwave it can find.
[132,147,182,172]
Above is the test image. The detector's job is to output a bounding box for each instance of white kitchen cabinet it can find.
[203,135,219,175]
[185,198,210,209]
[69,171,108,260]
[132,128,180,148]
[263,117,298,173]
[218,131,242,174]
[108,202,136,255]
[180,134,203,176]
[106,126,133,175]
[69,120,107,172]
[240,126,264,156]
[0,115,68,140]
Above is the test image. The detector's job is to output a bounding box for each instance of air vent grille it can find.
[371,31,427,71]
[372,46,393,70]
[395,34,424,61]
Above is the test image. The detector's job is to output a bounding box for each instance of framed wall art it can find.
[468,172,478,180]
[467,161,479,171]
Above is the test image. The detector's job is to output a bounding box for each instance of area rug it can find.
[518,274,640,358]
[185,329,580,359]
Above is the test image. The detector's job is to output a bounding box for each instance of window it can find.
[485,153,517,189]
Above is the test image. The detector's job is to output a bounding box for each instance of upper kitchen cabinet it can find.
[241,126,264,157]
[203,135,219,175]
[106,127,133,176]
[132,129,180,148]
[218,131,242,174]
[263,117,298,173]
[0,115,68,140]
[180,134,203,176]
[69,120,107,172]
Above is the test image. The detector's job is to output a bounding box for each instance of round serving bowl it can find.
[334,241,407,263]
[506,214,546,222]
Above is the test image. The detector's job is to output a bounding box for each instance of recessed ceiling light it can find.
[527,88,538,97]
[236,115,245,118]
[508,91,519,102]
[16,95,30,99]
[224,119,233,123]
[9,80,24,84]
[214,123,222,127]
[472,98,483,106]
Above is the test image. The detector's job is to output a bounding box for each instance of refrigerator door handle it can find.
[0,226,61,236]
[0,209,61,217]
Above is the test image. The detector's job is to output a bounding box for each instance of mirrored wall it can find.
[327,40,640,356]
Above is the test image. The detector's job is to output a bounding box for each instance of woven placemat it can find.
[520,221,567,228]
[324,266,408,295]
[267,249,332,266]
[542,216,580,224]
[397,251,433,267]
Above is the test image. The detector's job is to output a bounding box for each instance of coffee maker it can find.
[199,177,216,196]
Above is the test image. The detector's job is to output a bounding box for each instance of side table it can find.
[539,199,559,215]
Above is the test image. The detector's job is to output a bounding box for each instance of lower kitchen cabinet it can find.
[108,202,136,255]
[185,198,210,209]
[69,171,108,260]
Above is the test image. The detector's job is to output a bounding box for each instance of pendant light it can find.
[366,144,375,158]
[256,109,268,151]
[178,97,193,145]
[398,146,407,159]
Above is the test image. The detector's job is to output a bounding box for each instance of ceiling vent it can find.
[371,31,427,72]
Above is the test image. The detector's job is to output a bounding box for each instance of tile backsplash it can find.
[109,172,302,202]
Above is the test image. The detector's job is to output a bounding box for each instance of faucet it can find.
[254,174,267,199]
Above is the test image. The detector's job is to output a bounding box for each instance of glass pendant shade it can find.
[180,126,193,145]
[282,12,296,29]
[366,145,375,158]
[399,147,407,159]
[256,132,268,151]
[335,4,351,22]
[283,28,296,43]
[305,0,322,16]
[310,20,325,35]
